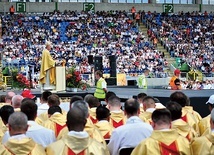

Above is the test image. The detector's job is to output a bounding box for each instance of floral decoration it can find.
[11,68,31,89]
[66,67,90,90]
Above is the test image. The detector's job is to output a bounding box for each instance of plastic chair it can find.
[119,148,134,155]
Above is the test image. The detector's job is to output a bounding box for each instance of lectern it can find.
[56,66,66,92]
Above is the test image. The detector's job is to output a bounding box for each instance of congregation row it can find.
[0,89,213,154]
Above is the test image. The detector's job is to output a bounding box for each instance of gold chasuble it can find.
[84,119,106,145]
[171,119,197,141]
[37,110,67,126]
[0,138,46,155]
[191,133,214,155]
[0,103,11,108]
[95,121,114,139]
[198,114,211,136]
[89,108,98,124]
[140,106,144,114]
[57,118,105,145]
[139,112,152,124]
[0,128,3,142]
[109,110,126,128]
[35,113,48,126]
[0,117,8,134]
[46,134,109,155]
[42,113,66,137]
[183,106,202,122]
[181,107,200,136]
[35,110,67,125]
[131,130,191,155]
[39,48,56,85]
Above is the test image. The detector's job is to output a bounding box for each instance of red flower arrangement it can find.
[12,73,31,89]
[66,67,90,90]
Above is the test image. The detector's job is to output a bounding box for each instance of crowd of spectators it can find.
[0,10,167,80]
[144,11,214,76]
[166,79,214,90]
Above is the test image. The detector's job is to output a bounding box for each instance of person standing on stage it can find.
[94,70,107,100]
[39,41,56,91]
[170,69,181,90]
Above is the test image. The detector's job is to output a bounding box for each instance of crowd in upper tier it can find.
[0,10,214,80]
[144,11,214,74]
[0,10,168,78]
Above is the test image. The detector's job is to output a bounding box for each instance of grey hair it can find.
[84,94,94,103]
[12,95,24,108]
[5,91,16,100]
[8,112,28,131]
[71,100,89,119]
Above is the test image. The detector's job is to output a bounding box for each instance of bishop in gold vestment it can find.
[131,130,191,155]
[191,133,214,155]
[0,137,46,155]
[48,104,109,155]
[109,110,126,128]
[191,108,214,155]
[95,120,114,139]
[42,112,66,137]
[89,107,98,124]
[39,41,56,90]
[181,107,200,136]
[198,114,211,136]
[171,118,197,141]
[46,132,109,155]
[36,109,67,126]
[57,118,105,145]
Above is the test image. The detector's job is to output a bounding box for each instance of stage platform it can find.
[3,87,214,118]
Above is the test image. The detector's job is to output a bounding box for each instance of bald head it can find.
[8,112,28,136]
[12,95,24,109]
[5,91,16,104]
[124,98,140,117]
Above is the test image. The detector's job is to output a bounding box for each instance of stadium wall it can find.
[0,3,213,13]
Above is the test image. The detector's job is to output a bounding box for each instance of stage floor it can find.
[27,87,214,99]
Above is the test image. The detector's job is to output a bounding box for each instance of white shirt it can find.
[146,108,156,113]
[68,130,89,138]
[2,121,56,147]
[37,103,49,116]
[9,134,28,141]
[98,78,107,89]
[59,102,70,112]
[108,116,153,155]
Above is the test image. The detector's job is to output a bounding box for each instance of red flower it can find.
[15,73,31,89]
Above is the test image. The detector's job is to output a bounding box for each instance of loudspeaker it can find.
[88,55,93,65]
[105,77,117,86]
[94,56,103,71]
[128,80,137,86]
[109,55,116,77]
